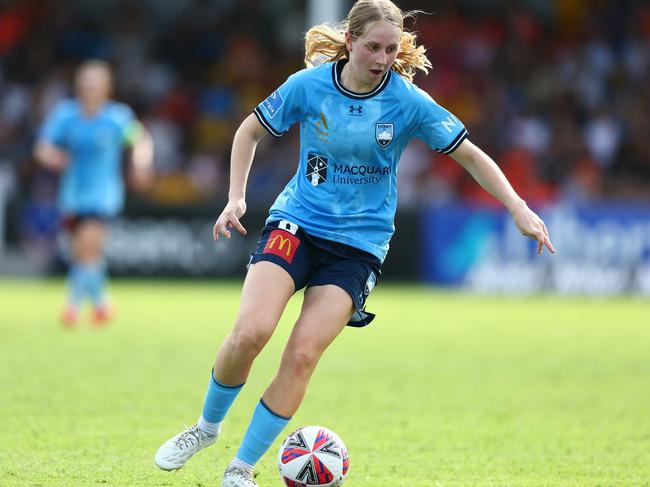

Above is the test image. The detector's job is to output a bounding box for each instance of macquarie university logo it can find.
[375,122,394,147]
[306,153,328,186]
[263,229,300,264]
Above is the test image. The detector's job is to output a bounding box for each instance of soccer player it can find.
[34,60,153,326]
[155,1,555,485]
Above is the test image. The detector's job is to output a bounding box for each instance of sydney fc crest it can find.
[375,123,394,147]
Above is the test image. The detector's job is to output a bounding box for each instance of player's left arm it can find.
[124,120,154,190]
[451,138,555,255]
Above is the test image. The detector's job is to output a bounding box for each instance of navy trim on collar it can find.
[332,59,391,100]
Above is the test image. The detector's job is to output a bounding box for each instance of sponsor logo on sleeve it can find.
[262,90,284,119]
[441,115,459,133]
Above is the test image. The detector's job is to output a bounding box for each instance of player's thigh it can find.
[72,219,107,261]
[234,260,295,338]
[285,284,354,355]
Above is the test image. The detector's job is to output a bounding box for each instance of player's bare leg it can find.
[156,261,294,471]
[263,284,353,417]
[75,220,111,325]
[221,285,353,486]
[62,219,107,326]
[213,261,296,385]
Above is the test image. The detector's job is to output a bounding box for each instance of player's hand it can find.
[128,167,154,192]
[510,200,556,255]
[41,146,69,171]
[213,198,247,240]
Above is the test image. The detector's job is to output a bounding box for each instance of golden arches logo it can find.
[268,234,292,256]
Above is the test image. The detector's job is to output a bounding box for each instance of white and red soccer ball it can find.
[278,426,349,487]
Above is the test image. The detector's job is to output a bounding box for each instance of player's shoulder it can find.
[389,72,435,103]
[104,100,133,116]
[286,62,332,83]
[49,98,80,118]
[103,101,135,123]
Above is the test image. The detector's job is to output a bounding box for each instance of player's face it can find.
[346,20,401,90]
[75,66,112,107]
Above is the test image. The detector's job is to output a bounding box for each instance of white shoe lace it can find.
[174,425,209,450]
[224,465,258,486]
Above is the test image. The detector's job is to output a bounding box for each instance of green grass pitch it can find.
[1,279,649,486]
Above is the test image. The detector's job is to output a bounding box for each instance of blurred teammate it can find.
[34,60,154,327]
[155,1,554,485]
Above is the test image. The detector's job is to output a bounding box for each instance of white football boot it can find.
[221,465,259,487]
[154,424,218,470]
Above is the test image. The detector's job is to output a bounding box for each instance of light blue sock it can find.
[201,371,244,425]
[236,399,290,466]
[85,262,107,307]
[67,265,87,307]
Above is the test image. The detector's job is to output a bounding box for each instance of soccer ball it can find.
[278,425,349,487]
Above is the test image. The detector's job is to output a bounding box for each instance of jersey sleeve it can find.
[112,103,143,147]
[412,88,468,155]
[38,101,70,147]
[253,71,306,138]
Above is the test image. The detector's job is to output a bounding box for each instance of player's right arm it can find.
[33,141,69,172]
[213,114,268,240]
[33,102,70,172]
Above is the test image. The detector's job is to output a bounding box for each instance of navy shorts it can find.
[250,220,381,327]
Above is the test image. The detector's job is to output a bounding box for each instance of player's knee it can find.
[284,347,320,377]
[229,326,270,357]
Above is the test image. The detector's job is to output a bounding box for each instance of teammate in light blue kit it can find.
[155,2,554,485]
[34,60,153,326]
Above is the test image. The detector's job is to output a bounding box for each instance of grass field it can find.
[1,279,649,487]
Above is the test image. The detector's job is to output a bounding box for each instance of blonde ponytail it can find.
[392,30,432,81]
[304,23,348,68]
[303,1,432,82]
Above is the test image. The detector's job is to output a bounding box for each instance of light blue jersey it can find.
[38,99,141,216]
[254,60,468,262]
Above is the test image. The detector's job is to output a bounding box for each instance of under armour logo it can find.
[349,105,363,114]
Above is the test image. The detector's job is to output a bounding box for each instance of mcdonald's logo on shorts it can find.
[263,229,300,263]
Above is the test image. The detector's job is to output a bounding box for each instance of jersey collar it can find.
[332,59,391,100]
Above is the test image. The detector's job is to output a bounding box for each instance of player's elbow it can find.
[33,142,50,167]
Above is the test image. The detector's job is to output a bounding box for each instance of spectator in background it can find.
[0,0,647,265]
[33,59,153,326]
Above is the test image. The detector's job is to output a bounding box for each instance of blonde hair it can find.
[304,0,431,82]
[76,59,112,79]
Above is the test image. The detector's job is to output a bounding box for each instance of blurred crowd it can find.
[1,0,649,249]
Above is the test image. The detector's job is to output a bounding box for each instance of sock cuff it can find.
[197,415,221,436]
[211,369,245,389]
[231,457,254,473]
[259,398,291,421]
